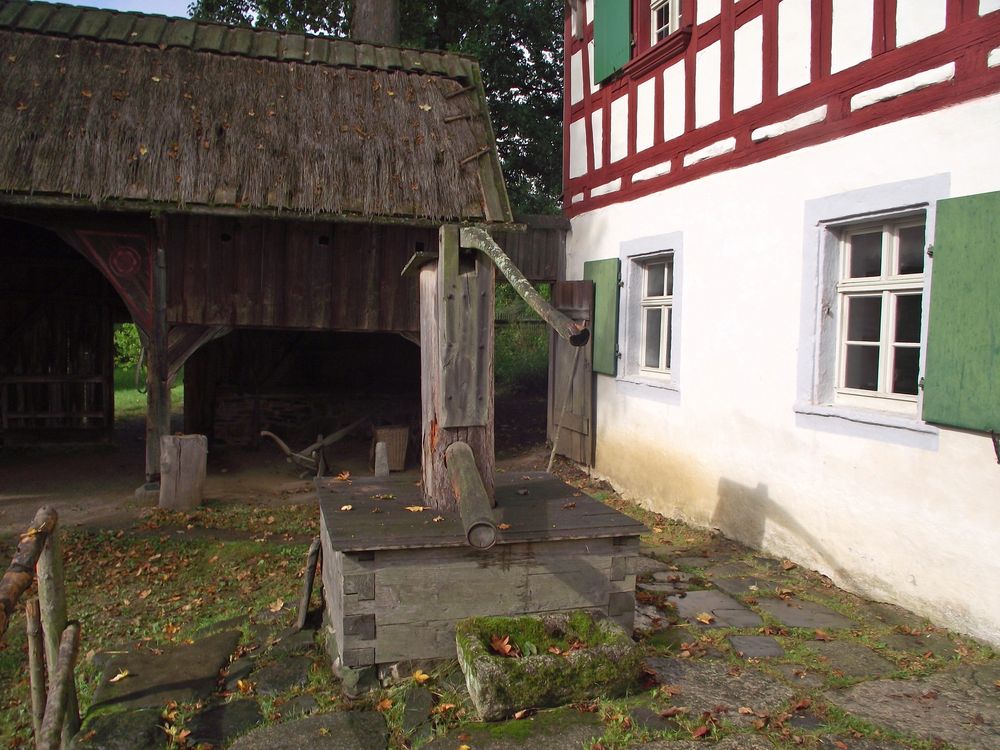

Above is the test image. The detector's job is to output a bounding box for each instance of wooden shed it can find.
[0,0,539,482]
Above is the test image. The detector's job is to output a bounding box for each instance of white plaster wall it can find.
[778,0,812,94]
[570,51,584,105]
[698,0,721,24]
[664,60,686,141]
[984,0,1000,15]
[568,116,587,178]
[588,41,599,94]
[565,93,1000,646]
[832,0,873,73]
[591,109,604,170]
[896,1,946,47]
[610,95,630,163]
[734,16,764,112]
[636,78,656,152]
[695,42,721,128]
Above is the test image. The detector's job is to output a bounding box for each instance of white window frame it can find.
[834,215,926,414]
[617,232,683,400]
[795,174,948,443]
[651,0,683,44]
[639,256,674,374]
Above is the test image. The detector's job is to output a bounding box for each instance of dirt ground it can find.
[0,393,549,539]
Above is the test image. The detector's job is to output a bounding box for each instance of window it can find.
[834,216,926,413]
[651,0,683,44]
[640,255,674,372]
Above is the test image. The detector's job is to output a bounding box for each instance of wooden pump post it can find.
[446,441,498,549]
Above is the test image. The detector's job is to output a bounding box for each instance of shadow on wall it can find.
[713,478,858,590]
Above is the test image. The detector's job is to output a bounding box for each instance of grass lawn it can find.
[114,365,184,418]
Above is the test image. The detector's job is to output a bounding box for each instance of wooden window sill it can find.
[624,25,692,80]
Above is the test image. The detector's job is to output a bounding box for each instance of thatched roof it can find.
[0,0,512,223]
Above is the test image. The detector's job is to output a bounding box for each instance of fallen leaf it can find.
[660,684,683,697]
[139,589,152,600]
[781,559,797,570]
[489,634,520,658]
[653,526,664,533]
[833,742,849,750]
[814,629,832,642]
[371,493,395,500]
[418,103,432,111]
[791,698,812,711]
[738,706,754,715]
[561,502,576,509]
[109,668,129,683]
[405,506,427,512]
[513,708,535,720]
[431,702,456,714]
[691,725,711,738]
[458,746,471,750]
[335,471,351,481]
[376,698,393,711]
[695,612,715,625]
[546,645,562,655]
[412,669,430,684]
[497,523,511,530]
[340,505,353,512]
[236,678,254,694]
[660,706,688,717]
[433,515,444,523]
[268,598,284,613]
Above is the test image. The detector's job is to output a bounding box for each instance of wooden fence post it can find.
[159,434,207,510]
[0,506,56,639]
[36,623,81,750]
[36,511,79,747]
[26,598,45,740]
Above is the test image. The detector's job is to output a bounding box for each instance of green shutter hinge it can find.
[918,376,925,391]
[926,244,934,258]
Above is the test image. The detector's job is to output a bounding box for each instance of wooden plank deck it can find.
[316,471,647,552]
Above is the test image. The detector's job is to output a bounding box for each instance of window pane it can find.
[846,296,882,342]
[644,308,662,368]
[892,347,920,395]
[844,345,879,391]
[665,256,674,296]
[894,294,922,343]
[848,231,882,277]
[897,224,925,275]
[645,263,665,297]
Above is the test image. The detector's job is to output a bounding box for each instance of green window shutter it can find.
[584,258,621,375]
[922,190,1000,432]
[593,0,632,83]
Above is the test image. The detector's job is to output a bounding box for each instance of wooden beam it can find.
[0,507,56,640]
[147,229,171,485]
[446,441,497,549]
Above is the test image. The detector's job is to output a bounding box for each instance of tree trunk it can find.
[350,0,400,44]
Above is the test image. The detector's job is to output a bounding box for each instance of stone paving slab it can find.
[668,590,763,628]
[638,733,777,749]
[90,630,241,711]
[712,576,780,597]
[825,662,1000,750]
[729,635,785,659]
[187,700,264,748]
[229,711,388,750]
[424,707,603,750]
[633,555,672,576]
[71,707,165,750]
[254,654,313,695]
[803,640,896,678]
[881,631,956,659]
[773,664,825,690]
[756,598,855,629]
[646,657,794,723]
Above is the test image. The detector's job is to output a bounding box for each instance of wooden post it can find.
[145,241,171,484]
[158,434,207,511]
[446,441,497,549]
[295,537,322,631]
[0,506,56,639]
[36,622,81,750]
[26,598,46,740]
[420,225,495,511]
[36,512,79,746]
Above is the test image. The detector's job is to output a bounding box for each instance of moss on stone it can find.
[455,612,642,721]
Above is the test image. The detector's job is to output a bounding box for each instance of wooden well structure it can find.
[0,0,643,667]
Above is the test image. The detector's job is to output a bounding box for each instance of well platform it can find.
[316,471,646,669]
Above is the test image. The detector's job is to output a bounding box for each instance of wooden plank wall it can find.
[491,214,568,283]
[0,219,118,440]
[165,216,432,332]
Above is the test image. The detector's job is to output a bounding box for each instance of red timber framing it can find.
[564,0,1000,215]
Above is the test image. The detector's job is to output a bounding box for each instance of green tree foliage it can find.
[188,0,563,213]
[113,323,143,367]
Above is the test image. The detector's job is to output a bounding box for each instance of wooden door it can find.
[547,280,594,465]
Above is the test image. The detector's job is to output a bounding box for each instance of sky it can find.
[39,0,193,18]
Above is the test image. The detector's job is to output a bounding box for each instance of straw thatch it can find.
[0,8,510,222]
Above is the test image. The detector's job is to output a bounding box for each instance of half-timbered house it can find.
[561,1,1000,644]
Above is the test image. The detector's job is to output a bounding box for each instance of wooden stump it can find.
[159,435,208,511]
